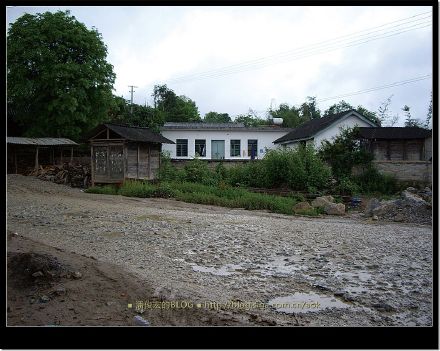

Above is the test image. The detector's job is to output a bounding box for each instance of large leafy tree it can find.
[108,96,164,133]
[298,96,321,120]
[204,111,231,123]
[268,103,310,128]
[152,84,200,122]
[7,11,116,140]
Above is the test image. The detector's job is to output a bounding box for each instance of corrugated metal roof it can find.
[161,122,292,131]
[7,137,78,146]
[358,127,432,140]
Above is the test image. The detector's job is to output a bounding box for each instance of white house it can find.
[160,122,292,160]
[273,110,378,148]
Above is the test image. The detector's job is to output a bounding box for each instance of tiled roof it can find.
[273,110,376,144]
[88,124,174,144]
[358,127,431,140]
[161,122,292,131]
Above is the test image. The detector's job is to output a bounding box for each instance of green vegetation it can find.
[7,11,116,141]
[86,180,323,216]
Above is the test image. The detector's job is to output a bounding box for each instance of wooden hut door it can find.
[109,146,124,179]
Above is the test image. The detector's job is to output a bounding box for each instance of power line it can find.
[316,75,431,102]
[240,74,431,116]
[165,11,431,84]
[165,20,430,85]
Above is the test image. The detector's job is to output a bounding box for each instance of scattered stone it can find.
[393,213,405,222]
[293,201,313,213]
[401,190,429,206]
[372,302,395,312]
[334,290,345,297]
[364,198,381,216]
[39,295,50,303]
[372,215,379,221]
[52,286,66,296]
[72,271,82,279]
[133,315,150,326]
[32,271,44,278]
[406,187,417,193]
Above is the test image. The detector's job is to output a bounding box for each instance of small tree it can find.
[318,127,373,180]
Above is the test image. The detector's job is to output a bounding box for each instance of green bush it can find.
[84,185,118,195]
[183,158,212,184]
[118,180,156,197]
[334,177,360,196]
[158,151,176,181]
[354,166,399,195]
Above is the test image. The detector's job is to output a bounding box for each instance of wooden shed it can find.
[7,137,78,174]
[88,123,174,185]
[358,127,432,161]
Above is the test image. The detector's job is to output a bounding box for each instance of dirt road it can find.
[7,175,433,326]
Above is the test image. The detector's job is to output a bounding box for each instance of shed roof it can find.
[273,110,377,144]
[7,137,78,146]
[358,127,432,140]
[161,122,292,131]
[89,123,174,144]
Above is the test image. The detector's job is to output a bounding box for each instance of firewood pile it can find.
[26,163,91,188]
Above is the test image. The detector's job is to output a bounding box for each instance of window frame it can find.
[247,139,258,159]
[176,139,188,157]
[230,139,241,157]
[194,139,206,157]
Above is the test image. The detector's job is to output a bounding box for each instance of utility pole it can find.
[128,85,138,114]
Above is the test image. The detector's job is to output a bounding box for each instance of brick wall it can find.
[373,160,432,184]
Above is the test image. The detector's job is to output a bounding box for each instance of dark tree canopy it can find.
[268,103,310,128]
[323,100,380,125]
[152,84,201,122]
[204,111,231,123]
[108,96,164,133]
[7,11,116,141]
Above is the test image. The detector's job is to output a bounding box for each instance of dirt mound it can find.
[8,252,69,288]
[364,187,432,225]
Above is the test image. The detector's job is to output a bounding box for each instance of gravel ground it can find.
[7,174,433,326]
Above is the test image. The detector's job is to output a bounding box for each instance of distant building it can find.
[273,110,377,148]
[160,122,293,160]
[357,127,432,183]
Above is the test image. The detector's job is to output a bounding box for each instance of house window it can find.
[230,140,241,157]
[195,139,206,157]
[248,139,258,159]
[176,139,188,157]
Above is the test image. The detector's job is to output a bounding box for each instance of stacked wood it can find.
[26,163,91,188]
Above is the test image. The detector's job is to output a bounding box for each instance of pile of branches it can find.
[26,163,91,188]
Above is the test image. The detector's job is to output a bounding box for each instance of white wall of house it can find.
[161,129,289,160]
[313,115,374,148]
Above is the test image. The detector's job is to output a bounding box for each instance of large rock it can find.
[401,190,429,206]
[311,196,333,208]
[293,201,313,213]
[365,198,380,216]
[324,202,345,215]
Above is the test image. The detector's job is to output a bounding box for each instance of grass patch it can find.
[86,180,300,216]
[85,185,119,195]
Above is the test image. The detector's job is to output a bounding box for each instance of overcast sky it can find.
[7,6,433,126]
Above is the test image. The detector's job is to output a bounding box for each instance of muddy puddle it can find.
[268,292,351,314]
